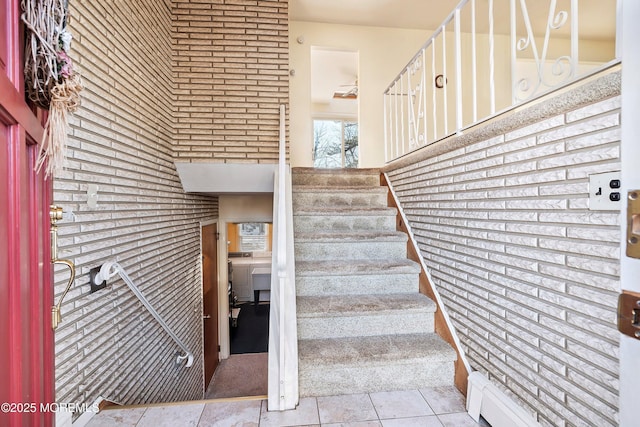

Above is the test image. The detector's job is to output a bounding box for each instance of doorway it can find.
[202,223,219,389]
[310,47,359,168]
[205,219,272,399]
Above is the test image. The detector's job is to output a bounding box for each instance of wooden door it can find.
[202,223,219,387]
[0,0,54,426]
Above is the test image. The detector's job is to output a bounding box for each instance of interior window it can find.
[227,222,272,253]
[313,119,359,168]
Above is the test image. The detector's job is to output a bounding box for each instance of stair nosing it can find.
[296,293,436,317]
[292,167,381,174]
[294,231,407,242]
[296,259,420,276]
[293,207,397,215]
[298,333,457,366]
[292,186,387,192]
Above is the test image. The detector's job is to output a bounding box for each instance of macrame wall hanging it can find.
[22,0,82,179]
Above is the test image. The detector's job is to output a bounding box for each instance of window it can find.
[313,119,358,168]
[238,223,267,252]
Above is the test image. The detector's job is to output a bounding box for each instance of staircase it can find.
[292,167,457,397]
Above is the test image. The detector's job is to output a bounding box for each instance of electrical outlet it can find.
[589,171,622,211]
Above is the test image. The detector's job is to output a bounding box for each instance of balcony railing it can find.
[384,0,620,162]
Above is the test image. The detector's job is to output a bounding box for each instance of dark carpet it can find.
[230,302,270,354]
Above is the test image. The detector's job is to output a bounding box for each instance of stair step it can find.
[297,293,436,317]
[291,168,456,398]
[297,259,421,276]
[297,293,436,339]
[292,186,388,209]
[296,292,436,339]
[293,208,397,232]
[298,333,457,397]
[294,232,408,261]
[293,185,388,193]
[292,168,381,187]
[296,259,420,296]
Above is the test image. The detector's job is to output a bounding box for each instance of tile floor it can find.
[86,387,490,427]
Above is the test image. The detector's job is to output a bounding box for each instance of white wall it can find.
[289,21,429,168]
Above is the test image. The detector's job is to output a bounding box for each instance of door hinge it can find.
[215,232,220,241]
[217,345,221,351]
[618,290,640,340]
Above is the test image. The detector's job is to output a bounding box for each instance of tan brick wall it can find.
[173,0,289,163]
[54,0,218,408]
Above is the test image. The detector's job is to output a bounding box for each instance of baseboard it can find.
[467,372,541,427]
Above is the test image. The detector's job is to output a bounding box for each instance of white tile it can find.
[259,397,319,427]
[370,390,434,419]
[437,412,481,427]
[198,400,261,427]
[324,422,382,427]
[317,394,378,424]
[85,407,146,427]
[136,403,204,427]
[381,416,444,427]
[419,387,467,415]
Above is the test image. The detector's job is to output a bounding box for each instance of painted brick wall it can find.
[388,91,621,426]
[172,0,289,163]
[54,0,218,408]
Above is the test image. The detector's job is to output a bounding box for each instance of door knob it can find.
[203,314,211,319]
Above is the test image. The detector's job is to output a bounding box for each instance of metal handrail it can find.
[92,261,194,367]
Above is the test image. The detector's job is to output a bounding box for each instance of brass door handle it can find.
[50,205,76,330]
[627,191,640,258]
[618,291,640,340]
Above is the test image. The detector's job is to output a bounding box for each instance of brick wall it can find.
[54,0,218,408]
[387,81,620,426]
[172,0,289,163]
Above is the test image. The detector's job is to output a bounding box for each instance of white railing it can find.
[268,105,299,411]
[91,262,194,367]
[384,0,620,162]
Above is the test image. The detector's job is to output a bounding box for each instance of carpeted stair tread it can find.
[292,168,456,395]
[297,293,436,318]
[296,258,421,276]
[298,333,456,367]
[293,206,397,216]
[293,167,381,174]
[292,168,382,187]
[295,231,408,242]
[293,185,388,193]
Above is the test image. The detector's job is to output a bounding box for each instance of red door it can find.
[0,0,55,426]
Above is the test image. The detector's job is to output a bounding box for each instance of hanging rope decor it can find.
[22,0,82,178]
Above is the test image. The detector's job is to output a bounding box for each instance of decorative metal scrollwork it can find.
[513,0,578,103]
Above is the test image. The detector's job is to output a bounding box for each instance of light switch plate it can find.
[589,171,621,211]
